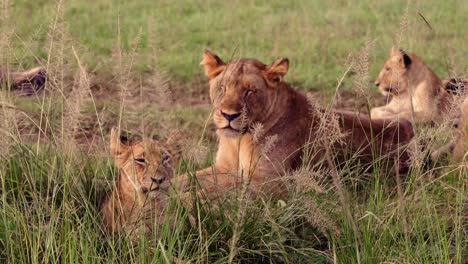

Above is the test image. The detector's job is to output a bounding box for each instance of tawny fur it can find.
[371,48,453,125]
[168,51,414,197]
[99,128,180,233]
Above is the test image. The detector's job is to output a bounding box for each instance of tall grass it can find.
[1,0,466,263]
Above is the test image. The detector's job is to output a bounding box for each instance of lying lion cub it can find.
[431,96,468,162]
[167,51,414,196]
[370,47,453,124]
[99,128,180,233]
[0,67,47,95]
[452,97,468,162]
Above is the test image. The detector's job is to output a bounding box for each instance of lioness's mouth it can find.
[142,186,160,194]
[220,125,248,134]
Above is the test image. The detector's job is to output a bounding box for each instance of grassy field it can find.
[1,0,467,263]
[9,0,468,88]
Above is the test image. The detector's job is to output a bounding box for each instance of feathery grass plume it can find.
[0,91,18,158]
[45,0,71,94]
[351,38,375,97]
[251,122,265,143]
[290,167,326,194]
[0,5,15,159]
[303,198,339,235]
[182,137,208,166]
[41,0,74,151]
[261,134,278,157]
[61,62,91,154]
[395,0,410,48]
[308,81,362,255]
[0,0,9,22]
[283,169,339,236]
[308,95,347,147]
[111,18,141,133]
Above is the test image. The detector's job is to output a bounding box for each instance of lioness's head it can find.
[200,50,289,138]
[375,47,413,96]
[110,128,180,195]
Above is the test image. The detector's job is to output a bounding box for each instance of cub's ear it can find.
[401,51,412,67]
[200,50,226,79]
[165,132,183,162]
[390,46,400,56]
[391,47,412,68]
[265,58,289,84]
[110,127,129,158]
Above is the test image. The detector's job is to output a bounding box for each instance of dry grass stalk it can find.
[351,38,375,97]
[61,57,91,154]
[395,1,410,48]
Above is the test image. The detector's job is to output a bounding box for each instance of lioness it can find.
[100,128,180,233]
[167,51,414,196]
[0,67,47,95]
[370,48,452,124]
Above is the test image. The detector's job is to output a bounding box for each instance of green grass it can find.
[0,0,467,263]
[9,0,468,89]
[1,143,465,263]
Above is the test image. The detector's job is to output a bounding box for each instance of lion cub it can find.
[370,47,452,125]
[431,97,468,162]
[1,66,47,95]
[452,97,468,162]
[99,128,180,233]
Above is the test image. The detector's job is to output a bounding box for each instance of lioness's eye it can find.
[246,89,254,97]
[161,154,171,164]
[385,67,390,71]
[134,158,146,165]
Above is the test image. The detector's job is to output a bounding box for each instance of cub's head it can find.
[375,47,413,96]
[109,128,180,195]
[200,50,289,138]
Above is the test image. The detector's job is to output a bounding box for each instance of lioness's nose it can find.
[221,111,241,121]
[375,81,380,87]
[151,177,164,184]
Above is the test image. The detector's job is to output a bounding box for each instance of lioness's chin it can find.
[216,127,244,138]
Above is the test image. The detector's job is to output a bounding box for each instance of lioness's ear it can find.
[200,50,226,79]
[110,127,129,157]
[266,58,289,83]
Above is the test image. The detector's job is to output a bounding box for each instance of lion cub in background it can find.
[99,128,180,234]
[370,47,453,125]
[452,97,468,162]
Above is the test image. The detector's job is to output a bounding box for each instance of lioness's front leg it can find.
[394,110,437,125]
[371,106,395,119]
[169,163,255,196]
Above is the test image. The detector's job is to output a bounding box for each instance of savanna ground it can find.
[0,0,467,263]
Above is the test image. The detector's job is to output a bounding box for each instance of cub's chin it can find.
[380,87,394,97]
[216,127,245,138]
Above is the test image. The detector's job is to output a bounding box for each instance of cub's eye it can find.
[134,158,146,165]
[385,67,390,71]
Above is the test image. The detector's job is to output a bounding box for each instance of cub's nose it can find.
[221,111,241,121]
[375,81,380,87]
